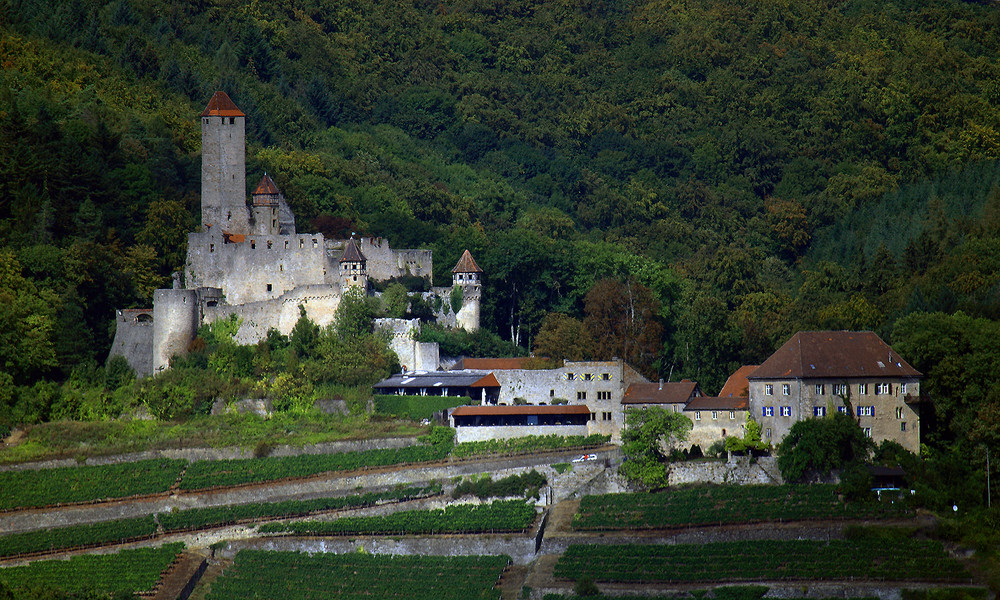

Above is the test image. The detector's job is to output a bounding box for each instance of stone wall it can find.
[108,309,154,377]
[750,378,921,453]
[667,456,783,486]
[686,409,747,451]
[203,284,342,345]
[200,114,247,234]
[186,232,330,306]
[326,237,433,282]
[152,289,199,374]
[221,531,540,565]
[486,361,647,443]
[0,436,421,473]
[375,318,440,372]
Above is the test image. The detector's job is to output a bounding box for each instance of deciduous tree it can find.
[620,406,693,489]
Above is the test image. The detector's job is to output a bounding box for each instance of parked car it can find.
[572,454,598,463]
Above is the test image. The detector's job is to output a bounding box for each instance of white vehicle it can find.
[572,454,598,463]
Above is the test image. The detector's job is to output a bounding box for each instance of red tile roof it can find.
[451,405,591,416]
[684,396,748,411]
[339,238,366,263]
[718,365,757,398]
[622,381,699,405]
[201,91,244,117]
[460,358,536,370]
[452,249,483,273]
[470,373,500,388]
[749,331,921,380]
[252,173,280,195]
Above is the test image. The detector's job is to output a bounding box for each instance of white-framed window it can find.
[765,428,772,438]
[833,383,847,395]
[901,422,907,432]
[712,411,718,420]
[763,406,774,417]
[780,406,791,417]
[730,411,736,420]
[782,384,790,396]
[565,373,575,381]
[765,384,773,395]
[863,427,872,437]
[584,373,594,381]
[900,383,908,394]
[597,391,611,400]
[895,407,903,419]
[858,383,868,394]
[838,406,848,414]
[695,411,702,421]
[858,406,875,417]
[590,412,596,421]
[876,383,891,395]
[815,384,825,395]
[602,411,612,421]
[577,391,587,401]
[813,406,826,417]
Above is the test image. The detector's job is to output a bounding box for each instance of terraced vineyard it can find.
[0,543,184,596]
[451,434,609,459]
[0,459,186,510]
[206,550,510,600]
[573,484,910,530]
[554,539,971,583]
[258,500,537,535]
[0,515,158,558]
[178,444,450,490]
[159,484,440,531]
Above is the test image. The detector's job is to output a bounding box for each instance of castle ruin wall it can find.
[204,284,343,345]
[108,309,155,377]
[185,232,330,306]
[326,237,433,282]
[152,289,199,374]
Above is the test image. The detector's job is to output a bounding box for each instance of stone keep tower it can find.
[452,249,482,332]
[340,237,368,291]
[200,91,250,234]
[251,173,281,235]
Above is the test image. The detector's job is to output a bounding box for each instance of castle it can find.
[110,92,482,377]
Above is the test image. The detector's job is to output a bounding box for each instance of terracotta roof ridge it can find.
[252,173,280,195]
[201,91,245,117]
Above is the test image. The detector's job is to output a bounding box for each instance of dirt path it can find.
[151,551,208,600]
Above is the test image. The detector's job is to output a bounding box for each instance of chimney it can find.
[658,379,663,391]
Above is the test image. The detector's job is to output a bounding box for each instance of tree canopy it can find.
[619,406,693,489]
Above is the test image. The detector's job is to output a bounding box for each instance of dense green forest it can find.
[1,0,999,497]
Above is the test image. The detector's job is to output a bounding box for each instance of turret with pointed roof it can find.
[452,249,483,286]
[250,173,282,235]
[451,249,482,331]
[200,91,250,234]
[339,237,367,290]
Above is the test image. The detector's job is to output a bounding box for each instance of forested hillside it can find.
[1,0,999,469]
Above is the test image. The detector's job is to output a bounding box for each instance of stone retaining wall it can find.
[0,436,421,472]
[668,456,783,486]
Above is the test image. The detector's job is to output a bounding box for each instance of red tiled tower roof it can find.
[252,173,280,195]
[200,91,245,117]
[452,249,483,273]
